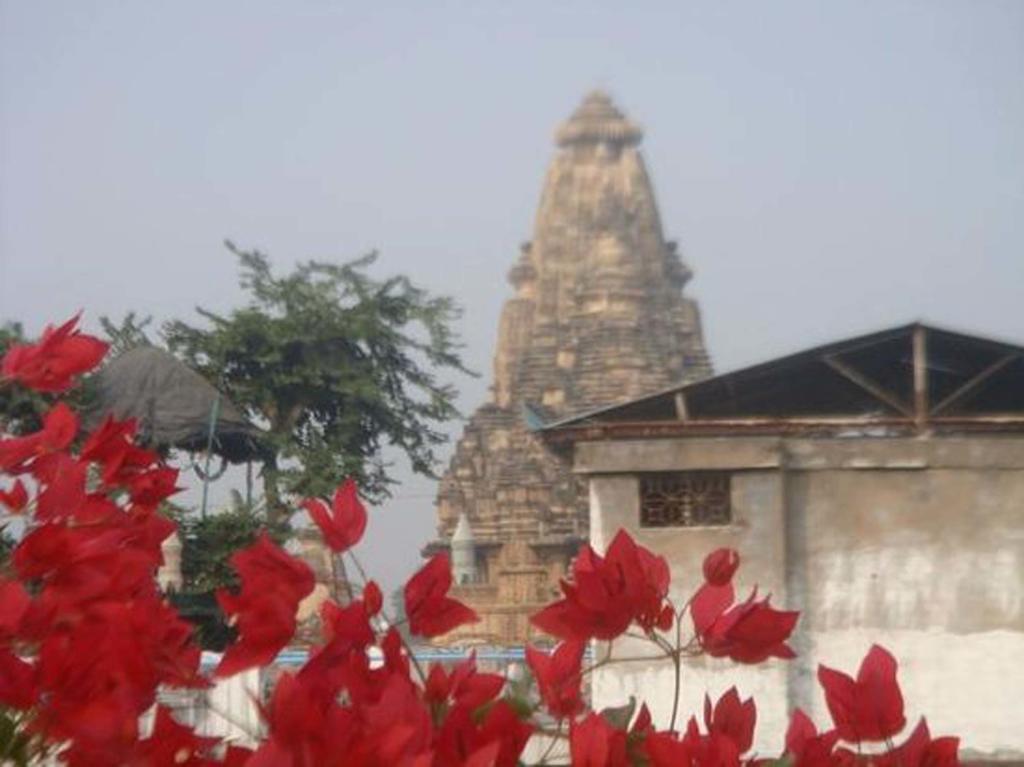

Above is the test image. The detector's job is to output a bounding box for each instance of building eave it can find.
[542,414,1024,450]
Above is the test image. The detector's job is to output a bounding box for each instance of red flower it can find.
[472,700,534,767]
[784,708,839,767]
[363,579,383,616]
[404,553,478,638]
[13,511,175,619]
[691,582,798,663]
[526,640,586,719]
[867,718,960,767]
[133,705,220,766]
[0,402,79,473]
[250,671,360,767]
[354,672,434,764]
[34,453,87,521]
[817,644,906,743]
[684,715,743,767]
[0,649,36,709]
[215,533,315,677]
[221,745,257,766]
[703,687,756,754]
[1,314,108,393]
[569,712,629,767]
[531,530,672,641]
[28,596,202,758]
[80,415,160,487]
[126,465,181,507]
[0,579,30,640]
[462,742,501,767]
[0,479,28,512]
[643,731,692,767]
[303,477,368,553]
[702,548,740,586]
[424,654,504,712]
[298,595,379,692]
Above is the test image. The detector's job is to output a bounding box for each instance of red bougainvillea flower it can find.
[860,718,960,767]
[133,705,220,766]
[403,553,478,638]
[647,691,756,767]
[303,477,368,554]
[691,581,798,664]
[433,694,532,767]
[683,715,745,767]
[569,711,629,767]
[0,649,36,709]
[643,730,692,767]
[33,453,87,522]
[1,314,108,393]
[13,513,177,619]
[351,672,435,765]
[466,699,534,767]
[298,594,380,692]
[363,579,383,617]
[0,579,30,640]
[531,530,672,641]
[126,465,181,508]
[784,708,840,767]
[221,745,256,766]
[703,687,756,754]
[79,414,161,488]
[0,478,28,512]
[215,532,315,677]
[27,597,203,760]
[703,548,740,586]
[526,639,586,719]
[0,401,79,474]
[249,671,360,767]
[817,644,906,742]
[424,653,504,713]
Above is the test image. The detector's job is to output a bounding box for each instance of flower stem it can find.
[668,613,683,733]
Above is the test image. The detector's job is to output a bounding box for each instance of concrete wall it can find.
[579,436,1024,759]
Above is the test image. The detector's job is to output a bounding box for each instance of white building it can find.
[541,323,1024,761]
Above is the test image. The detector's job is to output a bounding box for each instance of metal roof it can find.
[541,323,1024,442]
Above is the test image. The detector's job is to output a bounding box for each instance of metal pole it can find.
[200,394,221,520]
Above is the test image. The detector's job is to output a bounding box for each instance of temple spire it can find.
[431,92,712,645]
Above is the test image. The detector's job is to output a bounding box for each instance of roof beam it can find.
[930,352,1020,416]
[673,391,689,420]
[913,325,929,428]
[822,355,914,418]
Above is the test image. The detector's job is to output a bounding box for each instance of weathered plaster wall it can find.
[786,441,1024,758]
[587,446,791,754]
[581,436,1024,758]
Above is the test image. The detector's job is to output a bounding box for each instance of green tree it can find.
[99,311,154,355]
[171,493,267,649]
[177,490,267,593]
[164,242,471,523]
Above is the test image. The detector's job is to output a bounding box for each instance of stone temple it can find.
[429,91,713,645]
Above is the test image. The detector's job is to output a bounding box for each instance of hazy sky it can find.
[2,1,1022,593]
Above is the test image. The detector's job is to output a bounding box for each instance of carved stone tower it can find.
[431,92,713,644]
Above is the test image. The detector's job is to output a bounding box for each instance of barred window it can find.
[639,472,731,527]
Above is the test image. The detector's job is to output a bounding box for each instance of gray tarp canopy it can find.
[90,346,267,463]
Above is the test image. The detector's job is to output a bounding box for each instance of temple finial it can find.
[555,90,643,147]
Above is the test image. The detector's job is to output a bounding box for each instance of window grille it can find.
[639,472,731,527]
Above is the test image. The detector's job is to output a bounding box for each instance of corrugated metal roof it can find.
[541,323,1024,437]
